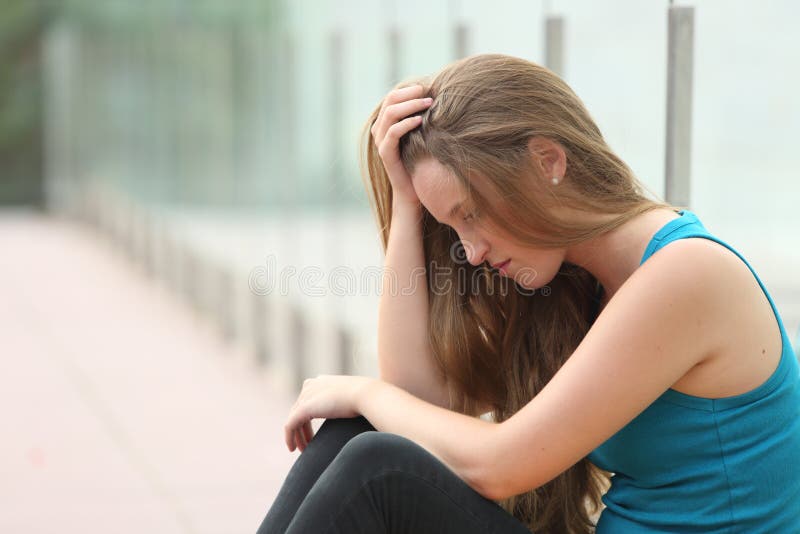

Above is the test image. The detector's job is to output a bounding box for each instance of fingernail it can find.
[424,98,433,104]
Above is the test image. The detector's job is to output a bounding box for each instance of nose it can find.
[462,236,489,266]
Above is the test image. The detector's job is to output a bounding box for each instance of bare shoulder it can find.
[604,237,733,366]
[638,235,749,294]
[631,236,783,398]
[489,235,738,495]
[650,234,738,267]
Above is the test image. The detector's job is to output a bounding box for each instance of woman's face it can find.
[410,158,566,290]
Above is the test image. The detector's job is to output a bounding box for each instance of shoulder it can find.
[647,234,736,267]
[640,235,747,297]
[488,238,734,496]
[614,236,739,360]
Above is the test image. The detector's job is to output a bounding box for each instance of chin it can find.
[511,266,559,292]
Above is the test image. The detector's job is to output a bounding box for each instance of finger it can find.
[285,400,299,449]
[302,420,314,446]
[384,97,433,124]
[285,423,295,451]
[374,85,426,139]
[373,97,433,144]
[380,116,424,157]
[378,84,425,118]
[285,408,302,451]
[295,427,307,452]
[372,96,433,145]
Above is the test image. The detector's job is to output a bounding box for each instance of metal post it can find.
[453,23,469,59]
[339,328,354,376]
[280,31,296,221]
[544,16,565,76]
[450,0,468,59]
[291,306,307,394]
[328,30,348,375]
[388,25,401,89]
[665,6,694,207]
[42,22,77,215]
[252,290,270,365]
[328,31,344,207]
[386,0,401,87]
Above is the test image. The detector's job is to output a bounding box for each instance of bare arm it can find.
[370,86,454,410]
[370,85,489,417]
[377,198,452,408]
[355,239,720,501]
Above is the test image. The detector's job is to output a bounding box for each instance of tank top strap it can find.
[639,209,707,266]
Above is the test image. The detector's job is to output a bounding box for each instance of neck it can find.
[564,208,679,305]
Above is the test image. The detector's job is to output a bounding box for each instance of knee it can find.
[334,431,418,473]
[343,430,414,456]
[318,415,374,434]
[308,416,376,450]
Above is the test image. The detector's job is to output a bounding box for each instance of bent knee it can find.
[318,415,374,435]
[335,431,421,470]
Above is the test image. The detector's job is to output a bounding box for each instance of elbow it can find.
[481,471,523,503]
[477,422,546,502]
[479,473,523,503]
[478,478,505,502]
[483,478,524,503]
[482,458,550,502]
[471,422,514,502]
[479,464,514,502]
[467,464,503,502]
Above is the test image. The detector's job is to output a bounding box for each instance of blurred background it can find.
[1,0,798,532]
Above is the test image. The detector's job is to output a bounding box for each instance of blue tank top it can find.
[587,209,800,533]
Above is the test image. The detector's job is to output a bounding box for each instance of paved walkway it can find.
[0,211,297,534]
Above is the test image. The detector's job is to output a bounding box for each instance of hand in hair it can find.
[370,85,433,206]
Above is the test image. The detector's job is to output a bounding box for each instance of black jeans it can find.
[255,416,531,534]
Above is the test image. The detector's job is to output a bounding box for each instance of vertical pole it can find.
[453,23,469,59]
[665,5,694,207]
[544,16,565,76]
[231,19,245,205]
[388,25,400,89]
[386,0,400,88]
[252,289,269,365]
[291,306,306,394]
[42,22,75,215]
[328,30,344,208]
[450,0,469,59]
[281,31,305,392]
[339,328,354,376]
[328,29,346,375]
[280,31,296,216]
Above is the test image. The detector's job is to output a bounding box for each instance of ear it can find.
[527,136,567,184]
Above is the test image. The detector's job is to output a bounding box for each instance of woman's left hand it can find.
[284,375,378,453]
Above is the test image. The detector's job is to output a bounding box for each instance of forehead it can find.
[410,158,469,222]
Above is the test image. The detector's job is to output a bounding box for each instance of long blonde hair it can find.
[360,53,678,533]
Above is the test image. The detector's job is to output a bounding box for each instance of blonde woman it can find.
[256,54,800,533]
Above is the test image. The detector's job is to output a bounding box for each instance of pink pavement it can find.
[0,211,298,534]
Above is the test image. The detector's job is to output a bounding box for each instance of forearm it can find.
[377,200,449,407]
[356,378,500,499]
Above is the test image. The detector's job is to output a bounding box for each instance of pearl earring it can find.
[551,176,560,185]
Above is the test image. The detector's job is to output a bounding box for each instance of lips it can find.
[491,259,511,271]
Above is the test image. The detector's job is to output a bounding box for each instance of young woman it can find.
[256,54,800,533]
